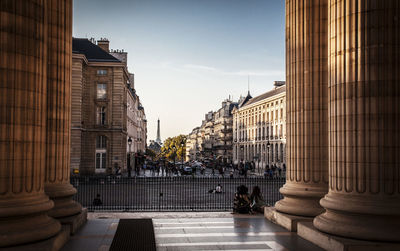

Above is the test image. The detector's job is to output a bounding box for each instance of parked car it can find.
[181,166,193,175]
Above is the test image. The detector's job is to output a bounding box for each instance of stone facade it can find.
[137,105,147,153]
[71,38,146,175]
[126,73,147,155]
[186,127,200,161]
[232,82,286,173]
[186,99,237,163]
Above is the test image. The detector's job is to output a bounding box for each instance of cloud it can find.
[183,63,284,77]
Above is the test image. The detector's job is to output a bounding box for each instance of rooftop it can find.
[72,38,121,62]
[241,85,286,108]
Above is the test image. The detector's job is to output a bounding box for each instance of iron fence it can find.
[71,176,285,212]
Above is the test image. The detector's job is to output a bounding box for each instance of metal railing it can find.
[71,176,285,212]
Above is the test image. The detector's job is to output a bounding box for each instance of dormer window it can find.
[97,69,107,75]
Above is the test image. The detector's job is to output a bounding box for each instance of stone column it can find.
[275,0,329,217]
[44,0,82,221]
[314,0,400,241]
[0,0,61,247]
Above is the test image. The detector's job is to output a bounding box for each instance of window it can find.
[95,152,106,170]
[96,135,107,171]
[97,83,107,99]
[97,106,106,125]
[96,135,107,149]
[97,69,107,75]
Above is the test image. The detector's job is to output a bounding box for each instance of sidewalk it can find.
[61,212,322,251]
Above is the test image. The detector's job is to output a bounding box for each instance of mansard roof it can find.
[238,92,252,107]
[241,85,286,108]
[72,38,121,62]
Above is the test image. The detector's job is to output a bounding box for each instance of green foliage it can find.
[160,134,187,161]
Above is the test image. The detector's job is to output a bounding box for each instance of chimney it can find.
[97,38,110,52]
[273,81,286,88]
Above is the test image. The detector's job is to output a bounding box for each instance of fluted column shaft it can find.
[44,0,82,219]
[275,0,329,217]
[314,0,400,241]
[0,0,61,247]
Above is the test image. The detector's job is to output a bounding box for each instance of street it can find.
[71,176,285,212]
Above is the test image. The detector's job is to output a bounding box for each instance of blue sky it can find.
[73,0,285,142]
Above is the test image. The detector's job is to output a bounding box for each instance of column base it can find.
[0,225,70,251]
[314,193,400,241]
[275,183,327,217]
[298,221,400,251]
[59,208,88,235]
[264,207,313,232]
[45,183,82,219]
[0,195,61,247]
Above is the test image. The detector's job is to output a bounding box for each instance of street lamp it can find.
[127,137,133,177]
[262,149,266,174]
[181,140,185,170]
[240,145,244,162]
[172,145,177,169]
[266,141,270,170]
[128,137,132,151]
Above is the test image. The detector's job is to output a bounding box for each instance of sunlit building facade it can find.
[232,82,286,171]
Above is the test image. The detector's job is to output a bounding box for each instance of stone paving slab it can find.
[61,212,324,251]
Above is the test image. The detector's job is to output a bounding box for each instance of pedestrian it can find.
[127,165,132,178]
[282,163,286,177]
[161,164,165,177]
[215,184,222,193]
[219,166,224,177]
[92,194,103,206]
[272,164,277,178]
[233,185,251,214]
[156,164,160,176]
[268,168,273,178]
[114,163,121,177]
[250,186,266,213]
[244,163,248,178]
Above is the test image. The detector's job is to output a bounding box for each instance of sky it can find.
[73,0,285,143]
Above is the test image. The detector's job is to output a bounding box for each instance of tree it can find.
[160,134,187,161]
